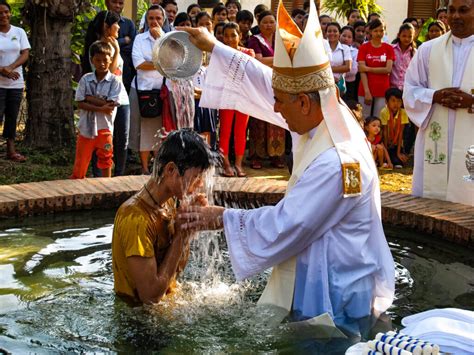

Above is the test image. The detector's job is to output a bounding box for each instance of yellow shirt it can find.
[379,106,409,126]
[111,194,189,301]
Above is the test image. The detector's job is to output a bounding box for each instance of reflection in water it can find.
[0,210,473,352]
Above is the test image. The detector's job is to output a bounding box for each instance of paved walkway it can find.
[0,176,472,247]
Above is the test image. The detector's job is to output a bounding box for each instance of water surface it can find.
[0,210,472,353]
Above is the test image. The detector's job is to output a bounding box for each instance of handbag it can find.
[337,75,347,95]
[134,75,166,118]
[336,47,347,95]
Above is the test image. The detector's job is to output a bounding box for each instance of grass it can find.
[0,144,74,185]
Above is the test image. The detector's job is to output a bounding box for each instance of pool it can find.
[0,210,473,353]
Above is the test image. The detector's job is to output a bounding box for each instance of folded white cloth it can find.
[401,308,474,355]
[402,308,474,327]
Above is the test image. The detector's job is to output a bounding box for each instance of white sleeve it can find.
[343,45,352,64]
[403,43,435,129]
[132,35,146,69]
[222,148,360,280]
[200,42,289,130]
[19,28,31,51]
[350,48,358,76]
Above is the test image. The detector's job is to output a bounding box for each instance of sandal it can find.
[222,167,235,177]
[235,166,247,177]
[250,159,262,169]
[7,152,26,162]
[271,157,285,169]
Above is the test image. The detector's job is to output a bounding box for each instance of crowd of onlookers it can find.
[0,0,451,178]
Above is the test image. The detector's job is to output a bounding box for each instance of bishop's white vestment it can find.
[200,42,395,335]
[403,33,474,206]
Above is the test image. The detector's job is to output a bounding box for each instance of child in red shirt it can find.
[357,18,395,118]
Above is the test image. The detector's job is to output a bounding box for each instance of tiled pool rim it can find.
[0,176,472,248]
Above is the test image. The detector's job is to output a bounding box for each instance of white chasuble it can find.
[423,33,474,205]
[257,120,334,311]
[202,43,395,335]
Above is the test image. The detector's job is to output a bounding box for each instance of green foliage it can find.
[137,0,149,27]
[8,0,27,29]
[322,0,382,22]
[417,17,435,43]
[71,0,107,65]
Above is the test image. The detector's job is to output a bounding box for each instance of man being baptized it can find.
[112,129,217,304]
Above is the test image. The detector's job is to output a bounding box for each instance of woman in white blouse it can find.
[130,5,166,175]
[0,1,30,162]
[340,25,359,102]
[325,22,351,97]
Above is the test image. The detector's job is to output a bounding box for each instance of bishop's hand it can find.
[176,26,217,53]
[176,205,225,232]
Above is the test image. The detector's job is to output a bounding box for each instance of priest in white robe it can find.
[176,1,395,337]
[403,0,474,206]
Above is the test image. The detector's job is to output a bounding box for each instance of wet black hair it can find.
[154,129,217,177]
[257,10,274,24]
[236,9,253,23]
[384,87,403,101]
[0,0,11,11]
[174,12,191,26]
[89,40,113,59]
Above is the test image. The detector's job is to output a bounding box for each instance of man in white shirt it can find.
[176,1,395,337]
[403,0,474,206]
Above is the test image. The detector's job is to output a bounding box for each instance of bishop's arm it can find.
[223,148,360,281]
[199,42,289,131]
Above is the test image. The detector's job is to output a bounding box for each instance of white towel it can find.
[401,309,474,355]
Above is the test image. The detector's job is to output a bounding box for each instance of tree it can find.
[322,0,382,22]
[22,0,90,149]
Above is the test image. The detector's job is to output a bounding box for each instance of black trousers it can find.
[0,88,23,139]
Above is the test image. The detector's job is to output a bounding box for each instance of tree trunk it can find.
[24,6,75,149]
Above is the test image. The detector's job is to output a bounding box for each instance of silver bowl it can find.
[152,31,203,80]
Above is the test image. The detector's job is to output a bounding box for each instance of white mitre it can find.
[272,0,333,93]
[273,0,366,197]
